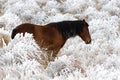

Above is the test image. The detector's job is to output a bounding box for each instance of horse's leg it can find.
[51,47,61,59]
[43,48,60,61]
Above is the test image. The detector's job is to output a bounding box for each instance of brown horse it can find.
[11,20,91,59]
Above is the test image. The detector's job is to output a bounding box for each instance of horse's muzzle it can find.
[85,40,91,44]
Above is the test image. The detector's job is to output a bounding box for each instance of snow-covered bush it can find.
[0,0,120,80]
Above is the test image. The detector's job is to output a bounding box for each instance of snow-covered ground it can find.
[0,0,120,80]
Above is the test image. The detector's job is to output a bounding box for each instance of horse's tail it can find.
[11,29,18,39]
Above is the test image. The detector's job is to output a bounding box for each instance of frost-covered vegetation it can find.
[0,0,120,80]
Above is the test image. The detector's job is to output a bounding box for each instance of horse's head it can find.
[78,20,91,44]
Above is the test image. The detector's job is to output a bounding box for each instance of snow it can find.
[0,0,120,80]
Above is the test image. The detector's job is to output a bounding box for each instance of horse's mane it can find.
[52,20,84,39]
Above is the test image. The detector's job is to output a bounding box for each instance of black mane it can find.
[52,20,84,39]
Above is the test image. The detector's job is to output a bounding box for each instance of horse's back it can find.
[11,23,36,39]
[15,23,35,32]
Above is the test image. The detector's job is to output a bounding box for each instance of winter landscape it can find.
[0,0,120,80]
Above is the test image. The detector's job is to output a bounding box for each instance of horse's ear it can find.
[83,19,85,22]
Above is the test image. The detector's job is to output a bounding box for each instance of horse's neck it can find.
[54,22,77,39]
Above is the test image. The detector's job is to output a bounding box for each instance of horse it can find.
[11,19,91,60]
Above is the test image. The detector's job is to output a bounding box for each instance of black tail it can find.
[11,29,17,39]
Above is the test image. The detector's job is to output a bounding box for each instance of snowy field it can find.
[0,0,120,80]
